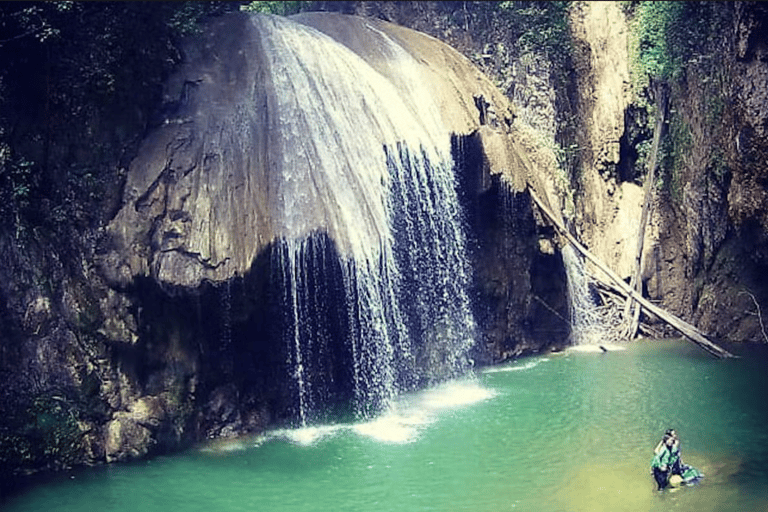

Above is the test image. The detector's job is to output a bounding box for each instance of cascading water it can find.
[562,244,623,346]
[219,280,233,376]
[253,15,476,423]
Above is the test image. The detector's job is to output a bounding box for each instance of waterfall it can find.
[218,280,233,377]
[562,244,623,346]
[253,15,476,423]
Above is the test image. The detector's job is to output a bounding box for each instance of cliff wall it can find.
[568,2,768,343]
[1,2,767,482]
[1,9,566,479]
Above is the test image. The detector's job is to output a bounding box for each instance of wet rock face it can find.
[105,396,165,462]
[693,2,768,342]
[731,2,768,231]
[90,10,558,461]
[642,3,768,343]
[3,10,568,475]
[454,132,568,363]
[101,12,515,291]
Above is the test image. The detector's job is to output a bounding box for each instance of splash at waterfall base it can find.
[94,12,570,459]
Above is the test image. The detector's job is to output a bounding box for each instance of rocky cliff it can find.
[1,9,566,479]
[567,2,768,343]
[1,1,766,482]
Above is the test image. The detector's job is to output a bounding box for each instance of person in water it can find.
[651,432,676,490]
[651,429,703,490]
[654,429,681,471]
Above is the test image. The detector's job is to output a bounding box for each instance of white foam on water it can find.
[204,379,496,450]
[483,358,550,374]
[352,411,426,444]
[418,379,496,410]
[353,378,495,444]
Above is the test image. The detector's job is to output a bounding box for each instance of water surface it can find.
[5,339,768,511]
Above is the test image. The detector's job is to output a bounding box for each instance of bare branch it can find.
[739,290,768,343]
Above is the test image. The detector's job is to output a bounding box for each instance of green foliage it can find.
[241,1,310,15]
[618,1,639,17]
[491,0,575,149]
[497,1,572,64]
[631,2,683,81]
[0,392,84,475]
[0,2,238,233]
[658,114,691,203]
[8,159,33,204]
[628,2,732,88]
[28,395,83,463]
[626,2,734,205]
[167,3,224,36]
[0,132,37,237]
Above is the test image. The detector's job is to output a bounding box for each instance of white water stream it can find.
[253,15,476,422]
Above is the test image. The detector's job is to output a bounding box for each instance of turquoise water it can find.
[4,339,768,511]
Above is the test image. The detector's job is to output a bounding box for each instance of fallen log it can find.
[624,84,668,339]
[528,187,735,359]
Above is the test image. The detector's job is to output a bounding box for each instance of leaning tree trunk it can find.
[528,188,735,359]
[624,83,668,338]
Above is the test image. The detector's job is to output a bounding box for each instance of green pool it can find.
[4,339,768,511]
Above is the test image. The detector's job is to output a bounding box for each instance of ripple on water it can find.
[482,357,549,374]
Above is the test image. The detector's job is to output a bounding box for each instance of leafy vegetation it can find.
[471,1,573,97]
[627,2,731,84]
[498,1,572,63]
[485,1,577,176]
[626,2,685,84]
[658,113,691,202]
[0,2,238,236]
[240,1,311,15]
[0,380,91,478]
[624,2,734,201]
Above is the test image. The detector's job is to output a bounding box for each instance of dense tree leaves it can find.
[627,1,732,84]
[0,2,239,234]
